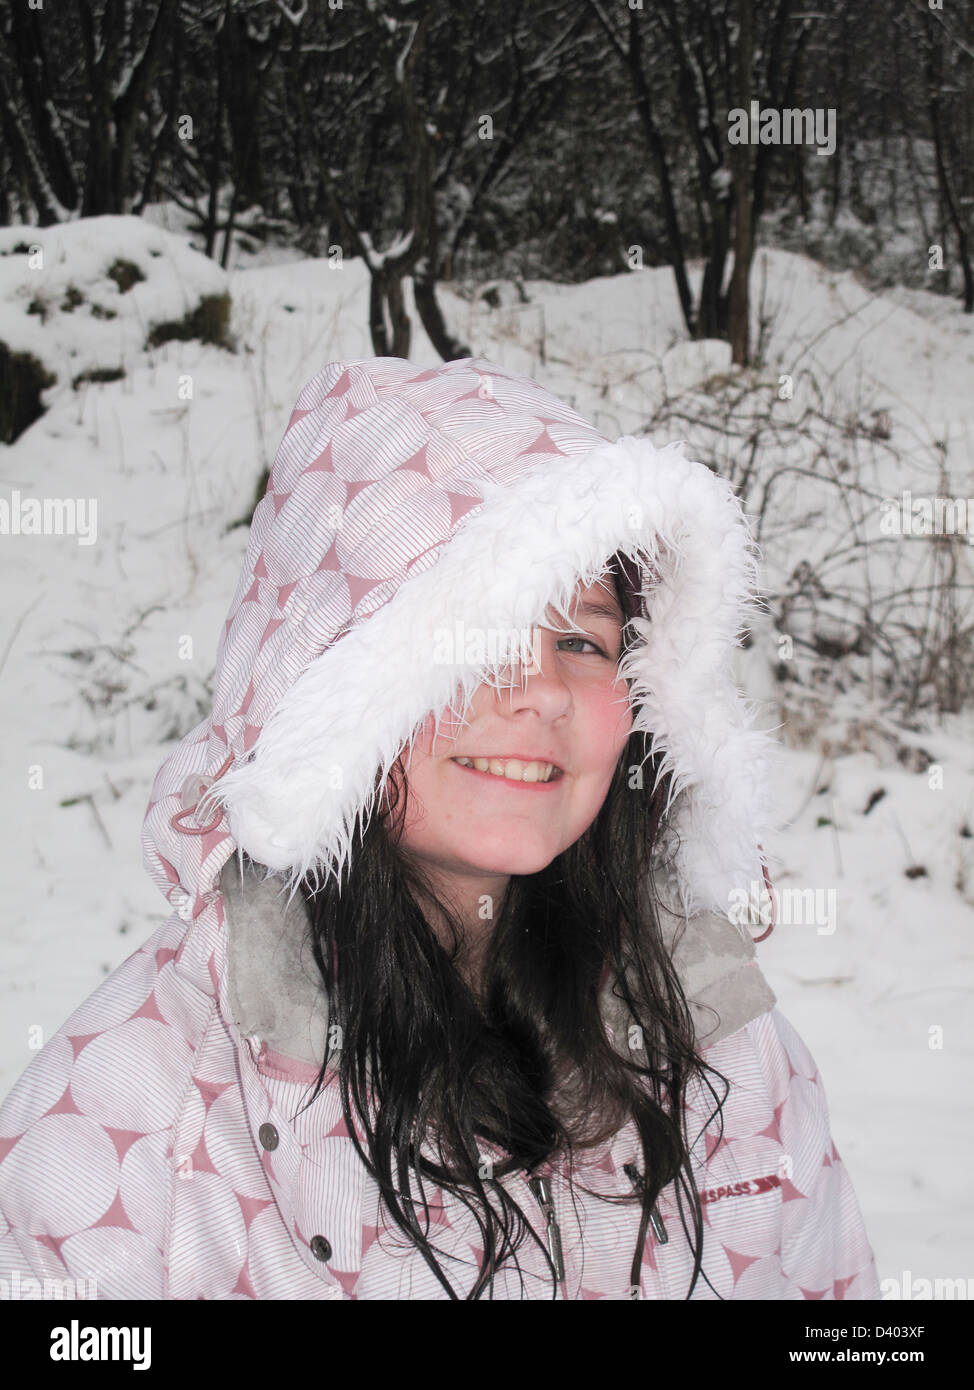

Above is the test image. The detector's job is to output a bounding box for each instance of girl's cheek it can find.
[585,682,634,760]
[417,706,463,757]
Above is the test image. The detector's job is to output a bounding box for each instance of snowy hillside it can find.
[0,210,971,1291]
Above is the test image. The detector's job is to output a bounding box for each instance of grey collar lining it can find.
[219,856,776,1071]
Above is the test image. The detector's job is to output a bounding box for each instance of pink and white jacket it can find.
[0,356,880,1300]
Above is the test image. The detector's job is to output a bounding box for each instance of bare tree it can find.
[587,0,813,361]
[728,0,754,364]
[0,0,80,221]
[917,2,974,312]
[76,0,176,217]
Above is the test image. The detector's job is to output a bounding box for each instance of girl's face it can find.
[390,575,633,904]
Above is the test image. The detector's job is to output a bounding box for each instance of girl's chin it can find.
[447,842,563,876]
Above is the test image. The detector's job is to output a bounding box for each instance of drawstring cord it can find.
[169,752,235,835]
[750,845,777,943]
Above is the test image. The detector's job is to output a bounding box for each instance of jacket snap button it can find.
[179,773,211,811]
[258,1122,279,1151]
[310,1235,332,1263]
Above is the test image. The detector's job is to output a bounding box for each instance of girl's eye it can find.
[557,635,608,657]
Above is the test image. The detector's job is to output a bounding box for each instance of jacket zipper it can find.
[528,1173,566,1288]
[623,1162,669,1298]
[623,1162,668,1243]
[525,1164,669,1297]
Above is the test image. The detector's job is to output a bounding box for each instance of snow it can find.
[0,211,971,1289]
[0,215,230,387]
[358,228,416,271]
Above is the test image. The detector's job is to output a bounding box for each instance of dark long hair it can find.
[296,557,730,1299]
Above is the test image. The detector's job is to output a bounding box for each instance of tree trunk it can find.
[626,11,695,336]
[225,8,265,210]
[112,0,174,215]
[135,12,184,216]
[78,0,172,216]
[927,32,974,312]
[0,65,63,223]
[387,275,411,358]
[4,2,79,213]
[369,272,411,358]
[369,277,389,356]
[203,3,230,260]
[729,0,754,365]
[414,273,471,359]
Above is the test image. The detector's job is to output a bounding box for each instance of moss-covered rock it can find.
[146,291,233,351]
[72,366,126,390]
[0,342,57,444]
[107,258,146,293]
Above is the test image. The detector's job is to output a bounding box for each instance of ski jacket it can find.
[0,356,880,1299]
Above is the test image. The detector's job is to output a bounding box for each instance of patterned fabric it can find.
[0,357,880,1299]
[0,914,878,1299]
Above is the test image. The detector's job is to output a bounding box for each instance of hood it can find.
[142,355,781,937]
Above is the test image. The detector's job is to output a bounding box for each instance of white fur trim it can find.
[203,435,780,924]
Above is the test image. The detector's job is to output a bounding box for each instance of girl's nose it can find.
[495,630,573,716]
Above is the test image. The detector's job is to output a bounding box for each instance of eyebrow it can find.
[571,599,625,624]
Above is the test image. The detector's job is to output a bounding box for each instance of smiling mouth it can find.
[451,756,563,784]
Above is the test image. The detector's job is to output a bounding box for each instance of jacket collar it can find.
[220,854,776,1070]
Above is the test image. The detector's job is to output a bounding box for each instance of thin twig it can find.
[828,797,844,878]
[0,592,45,683]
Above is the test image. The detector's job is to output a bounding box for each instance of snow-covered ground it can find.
[0,210,971,1293]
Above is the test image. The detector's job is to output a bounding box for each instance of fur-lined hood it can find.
[144,355,781,933]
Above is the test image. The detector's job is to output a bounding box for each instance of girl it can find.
[0,355,879,1300]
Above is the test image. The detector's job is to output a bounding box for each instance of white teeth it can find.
[453,757,556,783]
